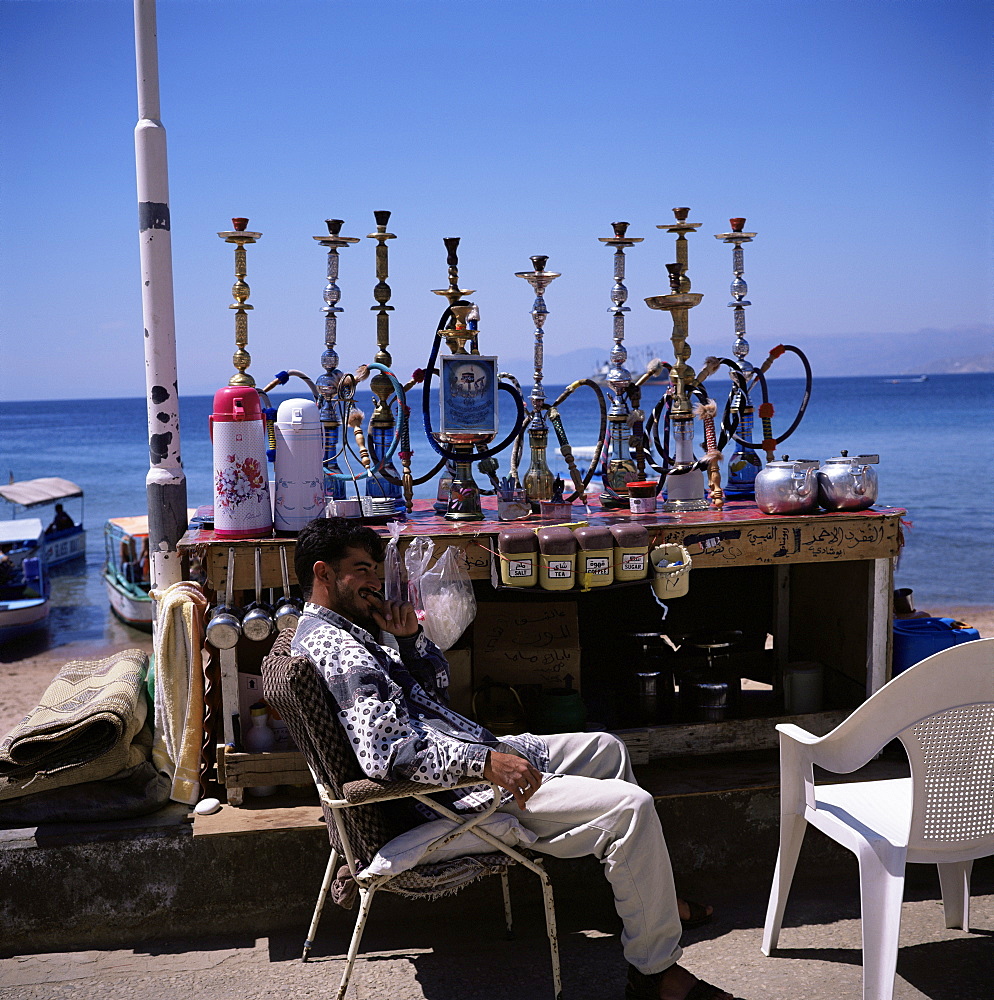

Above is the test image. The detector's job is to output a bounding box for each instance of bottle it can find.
[243,702,276,797]
[524,425,555,503]
[725,403,762,500]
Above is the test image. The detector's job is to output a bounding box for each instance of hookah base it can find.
[598,492,631,510]
[661,496,711,513]
[442,510,485,522]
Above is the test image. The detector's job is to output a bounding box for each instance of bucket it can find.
[650,543,692,600]
[892,617,981,675]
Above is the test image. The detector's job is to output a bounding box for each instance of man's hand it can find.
[369,596,420,639]
[483,751,542,811]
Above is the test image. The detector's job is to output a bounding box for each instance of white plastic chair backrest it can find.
[801,637,993,766]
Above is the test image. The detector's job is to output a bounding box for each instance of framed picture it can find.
[439,355,499,436]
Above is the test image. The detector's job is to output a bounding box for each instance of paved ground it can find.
[2,857,991,999]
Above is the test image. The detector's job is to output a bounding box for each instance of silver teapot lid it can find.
[824,450,879,464]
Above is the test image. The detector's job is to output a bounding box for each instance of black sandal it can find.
[626,966,743,1000]
[680,897,714,930]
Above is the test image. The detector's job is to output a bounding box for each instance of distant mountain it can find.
[501,325,993,383]
[904,352,993,375]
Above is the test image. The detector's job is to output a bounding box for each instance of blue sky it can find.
[2,0,991,400]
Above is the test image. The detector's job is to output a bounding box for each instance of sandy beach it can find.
[1,606,990,738]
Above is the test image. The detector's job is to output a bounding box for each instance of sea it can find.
[2,372,992,657]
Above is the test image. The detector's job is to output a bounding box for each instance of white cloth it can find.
[498,731,683,976]
[358,812,538,879]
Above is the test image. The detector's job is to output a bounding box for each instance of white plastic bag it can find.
[419,546,477,651]
[383,520,404,603]
[403,536,433,616]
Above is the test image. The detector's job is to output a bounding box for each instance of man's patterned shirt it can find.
[291,603,549,811]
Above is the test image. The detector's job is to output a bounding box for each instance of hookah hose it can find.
[323,363,406,481]
[258,369,324,463]
[418,305,528,464]
[644,383,724,484]
[549,379,608,502]
[729,345,813,460]
[499,372,527,484]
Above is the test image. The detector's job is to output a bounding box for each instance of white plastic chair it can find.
[762,637,994,1000]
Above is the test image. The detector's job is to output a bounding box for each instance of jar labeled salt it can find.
[498,527,539,587]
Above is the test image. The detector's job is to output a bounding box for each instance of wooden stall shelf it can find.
[180,497,905,802]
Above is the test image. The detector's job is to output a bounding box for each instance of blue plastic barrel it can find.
[892,617,981,675]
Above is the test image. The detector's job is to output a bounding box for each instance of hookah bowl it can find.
[515,255,561,503]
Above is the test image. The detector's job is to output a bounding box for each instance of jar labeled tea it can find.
[609,522,650,581]
[497,527,539,587]
[575,526,614,588]
[538,526,576,591]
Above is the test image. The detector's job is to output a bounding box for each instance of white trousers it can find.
[497,731,682,975]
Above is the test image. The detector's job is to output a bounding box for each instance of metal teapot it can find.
[754,457,820,515]
[817,452,879,511]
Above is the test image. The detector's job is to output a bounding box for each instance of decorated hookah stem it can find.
[599,221,644,492]
[429,237,474,513]
[313,219,359,499]
[645,208,708,512]
[515,255,561,501]
[716,218,763,495]
[218,218,262,387]
[366,211,403,502]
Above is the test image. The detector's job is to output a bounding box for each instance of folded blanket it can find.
[0,648,150,800]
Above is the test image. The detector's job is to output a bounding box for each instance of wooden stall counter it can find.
[179,499,906,802]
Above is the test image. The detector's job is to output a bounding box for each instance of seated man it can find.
[291,517,744,1000]
[46,503,74,533]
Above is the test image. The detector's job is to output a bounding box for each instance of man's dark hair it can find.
[294,517,385,597]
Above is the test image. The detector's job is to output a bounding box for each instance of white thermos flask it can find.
[274,397,325,535]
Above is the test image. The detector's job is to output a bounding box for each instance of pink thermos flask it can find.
[210,386,273,538]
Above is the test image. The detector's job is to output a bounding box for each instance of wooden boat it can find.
[0,517,50,641]
[0,477,86,568]
[103,515,153,631]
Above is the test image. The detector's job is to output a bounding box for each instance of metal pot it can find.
[206,547,242,649]
[242,547,274,642]
[273,547,303,632]
[754,459,820,515]
[817,452,879,511]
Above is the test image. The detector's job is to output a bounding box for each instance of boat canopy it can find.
[0,478,84,508]
[0,518,45,544]
[106,515,150,538]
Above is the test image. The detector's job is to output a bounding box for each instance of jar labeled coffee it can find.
[575,526,614,588]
